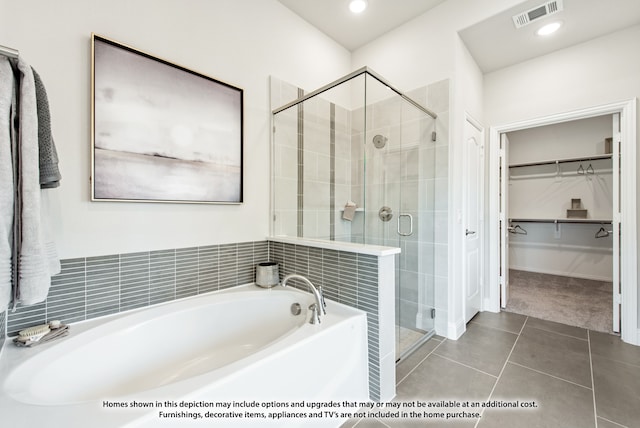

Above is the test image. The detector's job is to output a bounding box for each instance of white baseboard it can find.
[633,328,640,347]
[483,297,500,313]
[447,317,466,340]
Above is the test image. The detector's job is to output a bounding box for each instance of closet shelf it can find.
[509,218,612,224]
[509,154,612,169]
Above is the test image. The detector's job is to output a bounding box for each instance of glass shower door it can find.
[363,77,436,361]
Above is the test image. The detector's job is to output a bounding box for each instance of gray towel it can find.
[0,58,15,311]
[14,57,55,306]
[32,68,61,189]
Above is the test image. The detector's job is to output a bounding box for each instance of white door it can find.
[464,117,483,322]
[612,113,621,333]
[499,133,510,308]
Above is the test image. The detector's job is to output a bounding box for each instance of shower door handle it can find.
[397,213,413,236]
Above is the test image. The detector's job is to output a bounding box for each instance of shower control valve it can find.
[379,206,393,222]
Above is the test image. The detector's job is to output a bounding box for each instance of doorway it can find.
[503,115,615,333]
[488,100,638,345]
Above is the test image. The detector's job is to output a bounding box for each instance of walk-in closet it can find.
[503,115,616,334]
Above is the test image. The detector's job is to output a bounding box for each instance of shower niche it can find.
[271,68,446,360]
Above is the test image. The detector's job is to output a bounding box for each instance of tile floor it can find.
[343,311,640,428]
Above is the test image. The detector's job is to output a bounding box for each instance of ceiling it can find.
[276,0,446,51]
[277,0,640,73]
[459,0,640,72]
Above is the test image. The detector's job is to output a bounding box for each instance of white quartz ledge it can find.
[268,236,401,257]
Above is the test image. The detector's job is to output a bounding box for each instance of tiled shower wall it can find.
[1,239,384,401]
[271,77,353,241]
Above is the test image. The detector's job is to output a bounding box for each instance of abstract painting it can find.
[91,34,243,203]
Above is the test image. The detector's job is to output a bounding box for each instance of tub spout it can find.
[281,274,326,323]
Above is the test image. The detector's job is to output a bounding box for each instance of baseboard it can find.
[447,317,466,340]
[509,266,613,283]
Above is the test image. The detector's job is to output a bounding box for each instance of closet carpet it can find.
[505,269,613,334]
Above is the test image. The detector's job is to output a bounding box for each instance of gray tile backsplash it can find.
[0,311,5,353]
[6,241,269,336]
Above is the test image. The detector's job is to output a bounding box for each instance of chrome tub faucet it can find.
[281,274,326,324]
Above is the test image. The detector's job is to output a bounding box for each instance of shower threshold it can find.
[396,328,436,364]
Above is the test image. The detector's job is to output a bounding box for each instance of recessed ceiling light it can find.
[349,0,368,14]
[536,21,562,36]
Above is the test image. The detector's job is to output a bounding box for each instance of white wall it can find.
[484,25,640,125]
[0,0,351,259]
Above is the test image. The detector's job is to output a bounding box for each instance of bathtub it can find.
[0,284,369,427]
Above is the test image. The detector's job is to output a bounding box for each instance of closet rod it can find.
[0,44,19,59]
[509,154,612,169]
[509,218,612,225]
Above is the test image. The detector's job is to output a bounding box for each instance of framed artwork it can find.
[91,34,243,203]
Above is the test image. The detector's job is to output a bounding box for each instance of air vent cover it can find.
[512,0,563,29]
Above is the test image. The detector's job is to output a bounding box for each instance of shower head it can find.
[372,134,387,149]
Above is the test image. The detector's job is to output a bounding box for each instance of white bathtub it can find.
[0,284,369,427]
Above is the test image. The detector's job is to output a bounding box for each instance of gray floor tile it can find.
[342,418,389,428]
[470,311,527,334]
[391,311,639,428]
[510,325,592,387]
[434,323,518,376]
[382,354,496,428]
[396,337,442,383]
[525,316,588,340]
[385,416,477,427]
[396,354,496,402]
[340,418,360,428]
[592,354,640,428]
[596,417,628,428]
[590,330,640,367]
[478,363,595,428]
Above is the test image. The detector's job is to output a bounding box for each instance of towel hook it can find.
[577,163,585,175]
[586,163,594,174]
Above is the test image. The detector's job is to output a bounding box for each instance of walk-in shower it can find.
[270,67,444,361]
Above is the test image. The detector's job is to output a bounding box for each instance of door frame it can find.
[488,99,638,346]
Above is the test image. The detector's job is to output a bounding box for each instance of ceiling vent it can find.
[512,0,564,29]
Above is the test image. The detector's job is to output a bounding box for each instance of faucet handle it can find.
[318,285,327,314]
[308,304,321,325]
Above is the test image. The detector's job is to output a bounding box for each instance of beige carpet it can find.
[505,269,613,333]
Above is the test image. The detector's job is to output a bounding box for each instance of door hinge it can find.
[613,292,622,305]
